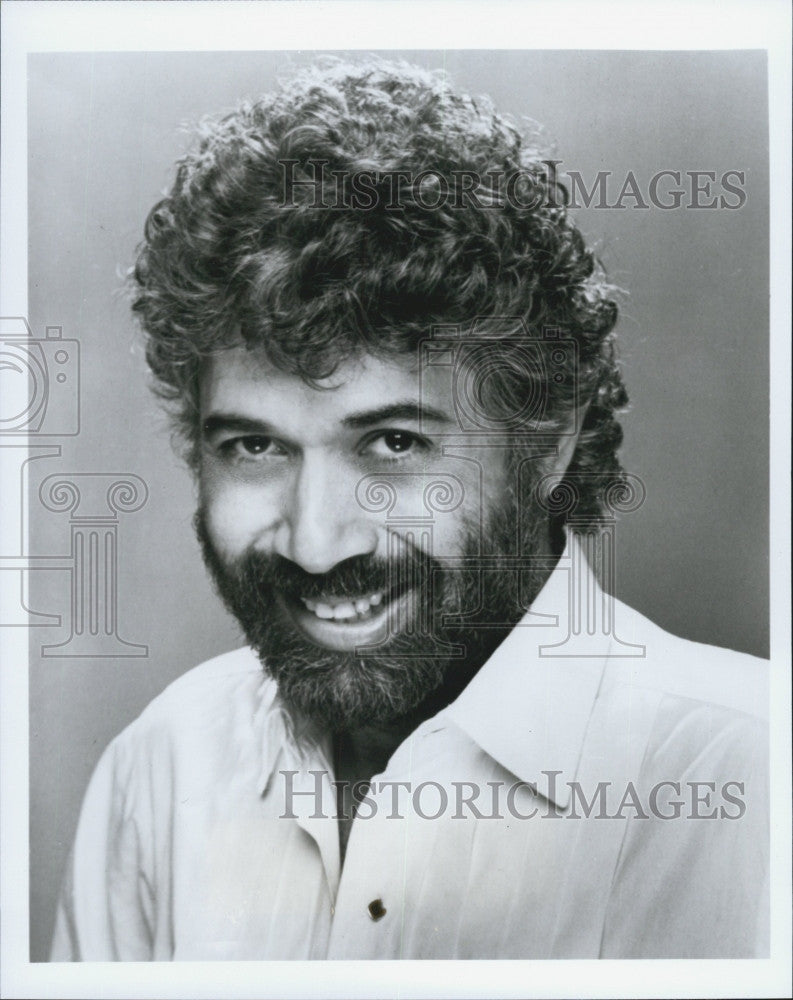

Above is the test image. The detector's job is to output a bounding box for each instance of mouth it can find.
[301,589,385,621]
[277,585,413,652]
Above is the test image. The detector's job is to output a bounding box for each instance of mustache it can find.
[194,510,436,603]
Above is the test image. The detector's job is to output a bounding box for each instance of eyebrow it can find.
[202,414,274,437]
[202,401,454,437]
[341,401,454,428]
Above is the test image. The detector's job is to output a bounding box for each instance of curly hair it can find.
[131,57,628,524]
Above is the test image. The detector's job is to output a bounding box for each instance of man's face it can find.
[197,346,555,730]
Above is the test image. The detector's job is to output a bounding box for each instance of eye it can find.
[363,430,429,461]
[382,431,414,453]
[219,435,287,461]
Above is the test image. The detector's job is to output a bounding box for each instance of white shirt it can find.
[51,540,769,960]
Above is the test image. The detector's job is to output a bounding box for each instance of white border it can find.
[2,1,790,998]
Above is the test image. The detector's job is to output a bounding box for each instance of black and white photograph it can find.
[1,2,790,998]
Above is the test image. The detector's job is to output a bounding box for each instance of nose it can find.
[272,452,378,575]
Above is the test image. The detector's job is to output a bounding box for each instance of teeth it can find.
[300,590,386,621]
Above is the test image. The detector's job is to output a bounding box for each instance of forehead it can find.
[200,346,447,421]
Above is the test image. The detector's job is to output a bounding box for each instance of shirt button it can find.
[368,898,387,921]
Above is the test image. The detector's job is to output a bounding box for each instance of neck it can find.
[333,620,508,783]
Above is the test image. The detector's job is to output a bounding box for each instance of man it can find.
[51,57,768,960]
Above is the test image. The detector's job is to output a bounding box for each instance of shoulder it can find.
[594,610,770,957]
[607,597,768,721]
[138,645,267,712]
[599,600,768,782]
[106,647,278,775]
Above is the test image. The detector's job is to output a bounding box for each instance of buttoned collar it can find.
[255,534,608,812]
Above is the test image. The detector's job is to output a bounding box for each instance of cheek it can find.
[402,478,486,561]
[198,477,281,559]
[425,452,511,559]
[420,515,472,561]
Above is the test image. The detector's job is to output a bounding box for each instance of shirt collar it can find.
[254,680,333,797]
[255,534,608,811]
[444,533,607,809]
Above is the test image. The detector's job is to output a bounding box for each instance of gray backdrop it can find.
[26,50,768,960]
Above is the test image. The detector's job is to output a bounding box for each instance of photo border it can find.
[2,2,790,998]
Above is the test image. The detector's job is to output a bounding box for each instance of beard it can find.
[195,481,557,732]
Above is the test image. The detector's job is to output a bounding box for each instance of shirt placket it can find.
[324,725,448,959]
[279,734,342,925]
[324,773,414,958]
